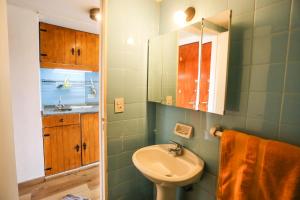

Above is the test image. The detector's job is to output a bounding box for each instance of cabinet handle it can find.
[44,134,50,137]
[59,118,64,122]
[83,142,87,150]
[40,53,47,56]
[71,48,75,55]
[74,144,80,152]
[77,49,81,56]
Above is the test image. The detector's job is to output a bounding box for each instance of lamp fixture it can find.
[174,6,196,26]
[89,8,101,21]
[185,7,196,22]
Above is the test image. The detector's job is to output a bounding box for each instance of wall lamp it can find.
[90,8,101,21]
[174,7,196,26]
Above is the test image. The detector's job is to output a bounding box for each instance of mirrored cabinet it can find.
[148,10,231,115]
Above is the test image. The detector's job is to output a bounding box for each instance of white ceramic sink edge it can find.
[132,144,205,187]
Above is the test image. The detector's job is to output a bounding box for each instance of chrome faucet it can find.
[90,79,97,96]
[168,140,183,156]
[56,96,65,110]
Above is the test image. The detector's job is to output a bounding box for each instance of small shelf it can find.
[41,79,99,88]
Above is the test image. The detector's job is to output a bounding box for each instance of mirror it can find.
[147,10,231,115]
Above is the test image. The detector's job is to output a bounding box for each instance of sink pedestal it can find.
[156,184,176,200]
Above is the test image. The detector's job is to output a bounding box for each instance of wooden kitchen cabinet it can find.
[42,113,80,128]
[43,114,82,176]
[43,126,65,176]
[81,113,100,165]
[85,33,99,70]
[64,28,76,65]
[43,125,81,176]
[39,23,65,64]
[75,32,99,70]
[39,22,99,72]
[42,113,99,176]
[75,31,86,66]
[62,125,82,171]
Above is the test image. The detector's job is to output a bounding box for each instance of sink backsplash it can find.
[40,68,99,106]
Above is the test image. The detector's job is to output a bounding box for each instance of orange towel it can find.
[217,130,300,200]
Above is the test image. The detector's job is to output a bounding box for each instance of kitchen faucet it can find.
[56,96,65,110]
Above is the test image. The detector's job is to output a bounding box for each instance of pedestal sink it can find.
[132,144,205,200]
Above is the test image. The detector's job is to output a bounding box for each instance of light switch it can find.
[114,97,124,113]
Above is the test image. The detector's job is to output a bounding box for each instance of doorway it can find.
[5,1,105,199]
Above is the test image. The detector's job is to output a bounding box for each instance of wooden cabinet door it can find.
[85,33,99,71]
[43,127,64,176]
[75,31,87,66]
[64,28,76,65]
[177,42,199,109]
[40,23,65,64]
[199,42,212,112]
[62,125,82,171]
[81,113,99,165]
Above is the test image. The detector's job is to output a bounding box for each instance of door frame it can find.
[0,0,109,199]
[99,0,108,199]
[0,0,19,199]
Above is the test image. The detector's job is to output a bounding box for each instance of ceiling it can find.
[8,0,100,34]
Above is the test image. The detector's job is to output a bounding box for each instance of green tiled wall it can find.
[154,0,300,199]
[107,0,300,199]
[107,0,159,199]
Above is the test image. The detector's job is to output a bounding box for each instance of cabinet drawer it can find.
[43,114,80,128]
[63,114,80,126]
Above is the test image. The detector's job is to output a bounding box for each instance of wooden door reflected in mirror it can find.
[199,42,212,112]
[177,42,199,109]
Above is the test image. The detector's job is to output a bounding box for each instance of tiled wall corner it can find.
[107,0,159,199]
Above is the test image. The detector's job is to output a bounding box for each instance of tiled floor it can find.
[19,166,100,200]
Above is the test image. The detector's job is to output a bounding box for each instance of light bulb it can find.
[127,37,135,45]
[174,10,187,27]
[95,13,101,21]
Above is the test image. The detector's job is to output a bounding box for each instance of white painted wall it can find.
[8,4,45,183]
[0,0,19,198]
[8,0,100,34]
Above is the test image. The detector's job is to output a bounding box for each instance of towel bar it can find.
[209,126,223,137]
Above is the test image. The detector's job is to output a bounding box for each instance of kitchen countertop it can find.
[42,104,99,116]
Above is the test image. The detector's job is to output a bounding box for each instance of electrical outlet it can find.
[114,97,124,113]
[166,96,172,105]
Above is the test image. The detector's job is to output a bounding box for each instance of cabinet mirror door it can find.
[147,10,231,115]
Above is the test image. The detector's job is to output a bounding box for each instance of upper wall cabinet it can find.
[39,23,99,72]
[148,10,231,115]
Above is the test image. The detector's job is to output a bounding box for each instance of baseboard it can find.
[18,162,100,188]
[45,162,100,180]
[18,176,45,189]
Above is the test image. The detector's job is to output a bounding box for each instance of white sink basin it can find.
[132,144,204,200]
